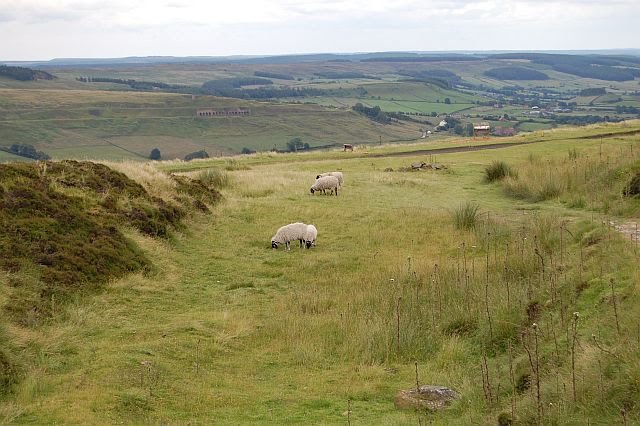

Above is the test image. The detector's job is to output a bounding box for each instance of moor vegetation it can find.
[490,53,640,81]
[0,160,223,399]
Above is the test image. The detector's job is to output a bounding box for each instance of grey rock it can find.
[394,385,458,411]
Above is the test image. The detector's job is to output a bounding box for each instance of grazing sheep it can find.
[316,171,344,187]
[304,224,317,248]
[310,175,339,196]
[271,222,307,250]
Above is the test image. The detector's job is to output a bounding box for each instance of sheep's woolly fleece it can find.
[271,222,307,250]
[317,171,343,186]
[310,175,339,195]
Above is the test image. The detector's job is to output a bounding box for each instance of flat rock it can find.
[394,385,458,411]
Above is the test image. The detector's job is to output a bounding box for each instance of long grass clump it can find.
[484,160,516,183]
[196,168,231,189]
[453,201,480,230]
[501,139,640,214]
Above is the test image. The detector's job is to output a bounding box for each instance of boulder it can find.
[394,385,458,411]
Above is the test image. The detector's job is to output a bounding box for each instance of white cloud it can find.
[0,0,638,60]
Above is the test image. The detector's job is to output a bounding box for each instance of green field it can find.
[1,121,639,423]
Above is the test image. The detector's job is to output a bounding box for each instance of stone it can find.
[394,385,458,411]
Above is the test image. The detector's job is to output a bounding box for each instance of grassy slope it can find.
[0,88,425,160]
[1,122,639,423]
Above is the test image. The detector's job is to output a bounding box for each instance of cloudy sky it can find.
[1,0,638,60]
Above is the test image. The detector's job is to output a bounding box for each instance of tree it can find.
[286,137,305,152]
[184,150,209,161]
[444,98,451,104]
[7,143,50,160]
[465,123,475,136]
[149,148,161,161]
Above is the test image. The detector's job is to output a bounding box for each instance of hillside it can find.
[0,88,425,160]
[0,122,639,423]
[1,52,639,162]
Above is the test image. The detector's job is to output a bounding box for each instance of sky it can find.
[1,0,639,61]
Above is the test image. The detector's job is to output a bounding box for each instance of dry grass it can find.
[103,160,177,201]
[2,122,640,424]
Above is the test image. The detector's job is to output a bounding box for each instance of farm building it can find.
[196,108,251,117]
[473,124,491,136]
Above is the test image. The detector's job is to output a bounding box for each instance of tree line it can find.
[0,65,54,81]
[352,103,391,124]
[484,67,550,81]
[0,144,50,160]
[77,77,191,92]
[254,71,295,80]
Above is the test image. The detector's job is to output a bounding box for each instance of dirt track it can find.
[366,128,640,159]
[366,141,529,158]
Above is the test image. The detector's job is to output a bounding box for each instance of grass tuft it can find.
[197,168,231,189]
[453,201,480,230]
[484,160,516,183]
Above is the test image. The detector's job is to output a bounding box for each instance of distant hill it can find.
[489,53,640,81]
[3,50,639,68]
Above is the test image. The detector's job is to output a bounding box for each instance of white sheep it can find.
[316,171,343,187]
[271,222,307,250]
[310,175,339,196]
[304,224,317,248]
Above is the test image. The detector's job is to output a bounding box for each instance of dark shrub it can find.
[623,172,640,197]
[484,160,516,183]
[184,150,209,161]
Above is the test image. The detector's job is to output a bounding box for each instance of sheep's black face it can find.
[305,241,312,249]
[271,241,279,249]
[316,175,321,179]
[310,188,315,194]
